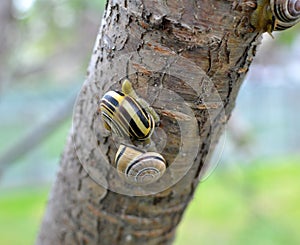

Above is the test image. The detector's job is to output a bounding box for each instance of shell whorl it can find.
[271,0,300,30]
[115,144,166,185]
[100,90,155,141]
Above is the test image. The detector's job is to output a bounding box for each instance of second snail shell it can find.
[115,144,166,185]
[271,0,300,30]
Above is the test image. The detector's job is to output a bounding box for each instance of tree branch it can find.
[37,0,299,244]
[0,95,74,175]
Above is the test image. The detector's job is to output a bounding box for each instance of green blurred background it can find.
[0,1,299,244]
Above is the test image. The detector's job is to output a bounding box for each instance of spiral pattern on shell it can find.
[115,144,166,185]
[100,90,155,141]
[271,0,300,30]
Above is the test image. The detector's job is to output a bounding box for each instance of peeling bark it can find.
[37,1,263,244]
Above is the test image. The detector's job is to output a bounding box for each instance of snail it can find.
[271,0,300,30]
[115,144,166,185]
[100,79,159,141]
[250,0,300,34]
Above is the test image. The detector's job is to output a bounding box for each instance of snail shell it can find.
[271,0,300,30]
[115,144,166,185]
[100,90,155,141]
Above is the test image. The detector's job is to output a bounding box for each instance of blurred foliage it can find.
[0,0,105,184]
[275,25,300,46]
[2,0,105,92]
[175,156,300,245]
[12,0,104,58]
[0,187,49,245]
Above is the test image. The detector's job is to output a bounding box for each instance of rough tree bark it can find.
[36,0,286,244]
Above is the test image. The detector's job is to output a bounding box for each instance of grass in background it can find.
[0,155,299,245]
[0,187,50,245]
[175,155,300,245]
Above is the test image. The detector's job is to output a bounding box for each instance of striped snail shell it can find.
[100,90,155,141]
[115,144,166,185]
[271,0,300,30]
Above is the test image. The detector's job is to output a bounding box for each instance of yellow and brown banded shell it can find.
[115,144,166,185]
[100,90,155,141]
[271,0,300,30]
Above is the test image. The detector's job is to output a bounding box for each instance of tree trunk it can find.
[37,0,276,244]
